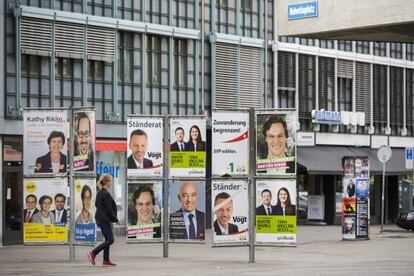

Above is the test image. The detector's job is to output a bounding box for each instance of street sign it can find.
[377,145,392,163]
[405,147,413,169]
[288,1,318,20]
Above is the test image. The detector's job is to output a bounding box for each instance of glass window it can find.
[319,39,334,49]
[174,39,188,87]
[406,44,414,61]
[338,77,352,111]
[390,43,402,59]
[146,36,161,84]
[338,40,353,52]
[356,41,370,55]
[374,42,387,57]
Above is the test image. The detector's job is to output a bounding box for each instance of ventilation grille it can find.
[215,43,238,109]
[55,21,84,59]
[87,26,115,62]
[356,62,371,124]
[21,17,52,56]
[240,46,261,109]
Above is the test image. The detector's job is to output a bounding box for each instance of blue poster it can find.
[356,178,369,198]
[75,223,96,242]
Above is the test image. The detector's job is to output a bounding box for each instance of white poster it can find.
[212,180,249,243]
[169,117,206,177]
[74,178,97,242]
[127,117,163,177]
[211,112,249,176]
[255,179,297,244]
[23,110,68,175]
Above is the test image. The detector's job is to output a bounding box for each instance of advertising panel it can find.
[127,117,163,177]
[169,180,205,241]
[211,111,249,176]
[255,179,297,244]
[127,182,162,240]
[73,110,96,173]
[169,118,206,177]
[212,180,249,243]
[74,178,96,242]
[23,178,68,243]
[256,111,296,176]
[342,156,370,240]
[23,109,68,175]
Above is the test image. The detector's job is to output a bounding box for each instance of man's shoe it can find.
[87,251,96,265]
[103,261,117,266]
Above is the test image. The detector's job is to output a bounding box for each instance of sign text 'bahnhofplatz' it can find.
[288,1,318,20]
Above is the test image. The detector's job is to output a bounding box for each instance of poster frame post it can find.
[69,106,75,262]
[381,162,385,233]
[248,108,255,263]
[163,116,169,258]
[377,145,392,233]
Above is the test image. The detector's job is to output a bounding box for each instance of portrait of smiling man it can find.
[170,181,205,240]
[128,129,154,169]
[213,192,239,235]
[257,115,295,174]
[74,112,94,171]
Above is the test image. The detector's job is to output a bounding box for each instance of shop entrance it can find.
[2,136,23,245]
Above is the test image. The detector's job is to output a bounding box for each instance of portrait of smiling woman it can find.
[30,195,55,224]
[186,125,206,152]
[34,131,67,173]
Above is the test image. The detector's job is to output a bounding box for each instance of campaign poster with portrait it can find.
[127,116,163,177]
[23,177,68,243]
[23,109,69,175]
[255,179,297,244]
[73,110,96,173]
[212,180,248,244]
[342,156,370,240]
[74,178,96,242]
[256,111,297,176]
[169,180,206,241]
[211,111,249,176]
[127,182,162,241]
[169,117,206,177]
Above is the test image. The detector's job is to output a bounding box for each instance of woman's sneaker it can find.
[87,251,95,265]
[103,260,117,266]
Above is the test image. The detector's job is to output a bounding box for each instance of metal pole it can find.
[163,116,169,257]
[248,108,255,263]
[69,107,76,261]
[381,162,385,233]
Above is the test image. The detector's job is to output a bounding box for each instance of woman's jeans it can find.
[92,221,114,262]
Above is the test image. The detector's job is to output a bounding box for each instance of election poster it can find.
[342,156,370,240]
[255,179,297,244]
[212,180,249,244]
[73,110,96,173]
[127,181,162,241]
[127,116,163,177]
[256,111,297,176]
[169,180,206,241]
[169,117,206,177]
[211,111,249,176]
[74,178,96,242]
[23,177,68,243]
[23,109,69,175]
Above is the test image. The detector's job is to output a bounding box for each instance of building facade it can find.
[1,0,414,245]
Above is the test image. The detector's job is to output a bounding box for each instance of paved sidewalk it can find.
[1,225,413,276]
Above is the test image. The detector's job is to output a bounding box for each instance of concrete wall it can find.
[277,0,414,42]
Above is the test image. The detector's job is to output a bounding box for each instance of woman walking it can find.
[87,174,119,266]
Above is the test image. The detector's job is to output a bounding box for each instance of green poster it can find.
[256,215,296,234]
[170,152,206,168]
